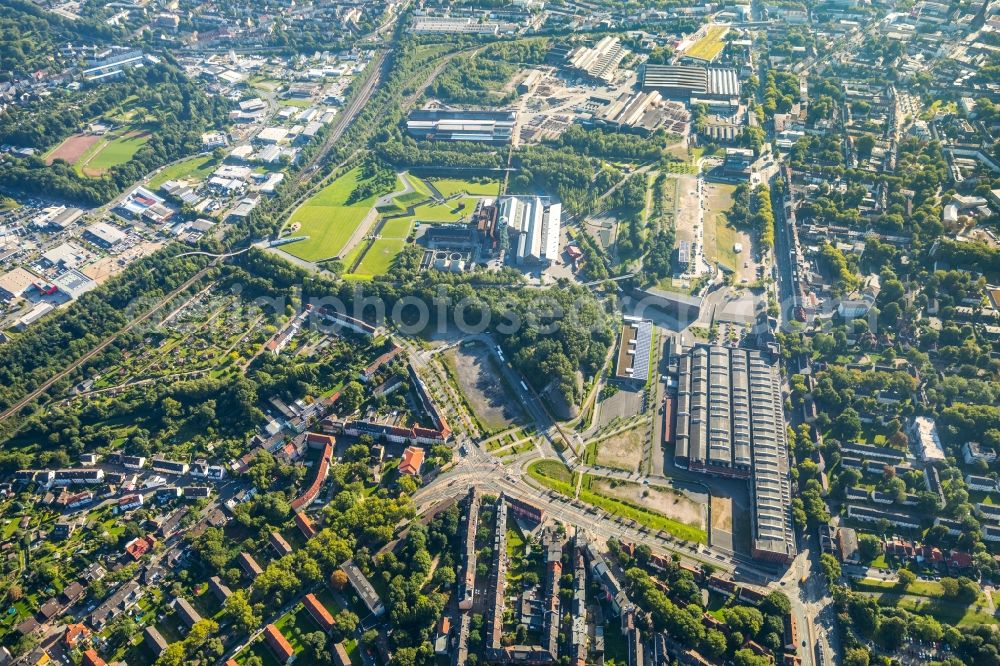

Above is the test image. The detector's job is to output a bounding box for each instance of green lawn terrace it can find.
[280,167,383,262]
[341,174,500,280]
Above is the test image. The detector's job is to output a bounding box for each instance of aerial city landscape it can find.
[0,0,999,665]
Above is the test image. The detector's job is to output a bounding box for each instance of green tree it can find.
[223,590,261,634]
[896,568,916,588]
[819,553,841,584]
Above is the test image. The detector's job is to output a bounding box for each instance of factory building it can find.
[406,109,517,144]
[565,36,628,83]
[412,17,501,35]
[497,196,561,265]
[640,65,741,106]
[673,344,796,564]
[594,91,690,136]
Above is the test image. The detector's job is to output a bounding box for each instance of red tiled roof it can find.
[65,623,91,648]
[949,551,973,568]
[82,649,107,666]
[264,624,294,662]
[290,442,332,512]
[124,535,156,560]
[399,446,425,476]
[295,512,317,538]
[306,432,335,447]
[303,593,335,632]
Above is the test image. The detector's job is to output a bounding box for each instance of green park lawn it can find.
[282,167,380,261]
[393,174,434,207]
[348,239,406,279]
[409,196,479,224]
[428,177,500,198]
[379,218,413,239]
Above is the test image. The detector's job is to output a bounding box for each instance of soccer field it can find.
[281,167,382,261]
[77,131,152,177]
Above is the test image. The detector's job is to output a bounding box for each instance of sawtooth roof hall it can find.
[673,344,796,564]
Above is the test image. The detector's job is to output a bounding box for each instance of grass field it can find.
[428,177,500,198]
[149,154,219,190]
[527,459,705,543]
[394,175,433,207]
[702,183,739,271]
[349,239,406,279]
[527,459,577,495]
[852,578,947,598]
[282,167,381,261]
[409,196,480,224]
[379,217,413,239]
[872,593,996,628]
[685,25,728,62]
[77,131,151,177]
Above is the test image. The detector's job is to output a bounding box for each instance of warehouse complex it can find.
[672,344,796,564]
[406,108,517,144]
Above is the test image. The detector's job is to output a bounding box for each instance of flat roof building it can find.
[406,109,517,144]
[41,242,88,270]
[53,269,97,300]
[341,560,385,616]
[910,416,945,464]
[615,316,653,385]
[83,222,128,249]
[412,16,500,35]
[723,148,754,177]
[0,266,42,301]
